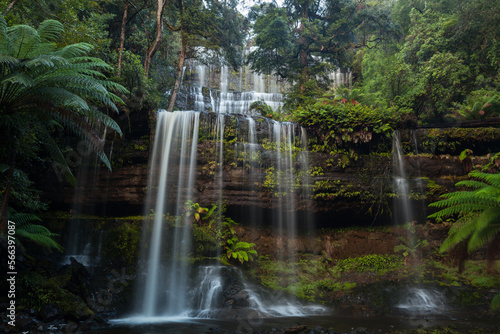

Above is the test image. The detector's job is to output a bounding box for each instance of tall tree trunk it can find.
[167,32,186,112]
[0,150,16,236]
[117,1,130,78]
[144,0,167,77]
[4,0,20,15]
[298,4,309,95]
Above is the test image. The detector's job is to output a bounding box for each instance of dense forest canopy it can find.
[0,0,497,119]
[0,0,499,236]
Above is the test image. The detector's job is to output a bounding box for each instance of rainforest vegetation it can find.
[0,0,499,332]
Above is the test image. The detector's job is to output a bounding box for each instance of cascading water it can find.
[271,121,299,261]
[392,131,446,314]
[138,110,200,319]
[62,129,111,267]
[392,131,414,225]
[396,288,447,314]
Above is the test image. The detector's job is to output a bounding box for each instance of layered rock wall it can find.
[43,113,500,225]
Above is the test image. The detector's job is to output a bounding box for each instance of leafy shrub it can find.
[294,98,412,153]
[335,254,402,272]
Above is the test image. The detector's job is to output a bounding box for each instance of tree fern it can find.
[8,208,63,252]
[428,171,500,271]
[1,15,128,235]
[0,14,127,170]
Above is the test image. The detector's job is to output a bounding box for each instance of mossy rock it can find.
[19,272,94,321]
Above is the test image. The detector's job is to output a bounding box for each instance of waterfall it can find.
[271,121,298,262]
[396,288,447,314]
[62,128,110,268]
[392,131,427,226]
[392,131,414,225]
[138,110,200,318]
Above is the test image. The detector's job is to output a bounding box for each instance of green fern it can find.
[428,171,500,263]
[7,208,63,252]
[0,14,128,173]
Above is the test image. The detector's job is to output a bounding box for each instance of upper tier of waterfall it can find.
[174,59,351,115]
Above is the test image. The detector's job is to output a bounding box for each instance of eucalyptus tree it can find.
[0,16,127,235]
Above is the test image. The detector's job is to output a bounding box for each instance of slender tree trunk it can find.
[298,4,309,95]
[0,150,16,236]
[117,1,130,78]
[486,234,500,274]
[167,32,186,112]
[144,0,167,77]
[4,0,20,15]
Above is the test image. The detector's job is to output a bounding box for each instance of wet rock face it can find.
[43,122,500,223]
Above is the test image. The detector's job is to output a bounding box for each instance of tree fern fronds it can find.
[0,55,19,68]
[0,14,8,43]
[430,189,498,207]
[32,87,90,110]
[475,186,500,200]
[7,209,63,252]
[38,128,77,186]
[439,216,477,253]
[431,171,500,270]
[467,224,500,253]
[455,180,488,189]
[8,209,41,225]
[81,107,123,136]
[54,43,94,59]
[428,202,496,218]
[469,170,500,187]
[99,79,130,96]
[7,24,40,58]
[16,227,63,252]
[23,55,69,69]
[0,72,34,87]
[68,56,111,68]
[36,20,64,43]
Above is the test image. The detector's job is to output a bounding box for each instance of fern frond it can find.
[0,72,34,87]
[467,208,500,252]
[428,202,496,218]
[54,43,93,59]
[0,55,19,67]
[469,170,500,187]
[455,180,488,189]
[16,227,63,252]
[38,127,77,186]
[9,211,41,226]
[7,24,40,58]
[6,209,63,252]
[23,55,69,69]
[30,86,89,110]
[439,216,477,253]
[37,19,64,43]
[81,107,123,136]
[0,14,8,47]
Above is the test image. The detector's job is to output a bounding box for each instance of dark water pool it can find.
[91,313,499,334]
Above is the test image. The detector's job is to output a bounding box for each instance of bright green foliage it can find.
[335,254,402,273]
[428,171,500,256]
[359,0,500,124]
[294,95,410,152]
[8,208,62,252]
[184,200,215,224]
[225,237,258,264]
